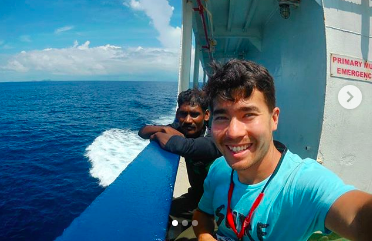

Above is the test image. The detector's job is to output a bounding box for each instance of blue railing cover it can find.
[56,142,180,241]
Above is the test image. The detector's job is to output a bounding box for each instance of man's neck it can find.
[236,142,282,185]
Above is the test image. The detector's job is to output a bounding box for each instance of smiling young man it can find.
[138,89,221,240]
[193,59,372,241]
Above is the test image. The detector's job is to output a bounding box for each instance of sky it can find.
[0,0,184,82]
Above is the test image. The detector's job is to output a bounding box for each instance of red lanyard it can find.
[226,177,264,240]
[226,151,285,240]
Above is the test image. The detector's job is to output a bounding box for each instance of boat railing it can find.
[55,141,180,241]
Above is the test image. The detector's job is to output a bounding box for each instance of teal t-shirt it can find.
[198,146,355,241]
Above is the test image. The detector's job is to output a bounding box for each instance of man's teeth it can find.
[228,145,250,153]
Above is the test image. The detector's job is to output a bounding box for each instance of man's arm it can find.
[149,132,173,149]
[193,209,217,241]
[138,125,184,139]
[164,136,221,160]
[138,125,166,139]
[325,190,372,241]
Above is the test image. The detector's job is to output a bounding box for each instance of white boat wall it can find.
[319,0,372,193]
[57,1,372,240]
[180,0,372,193]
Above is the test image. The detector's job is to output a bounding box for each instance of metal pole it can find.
[193,43,200,89]
[178,0,193,95]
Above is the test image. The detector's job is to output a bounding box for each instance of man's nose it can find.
[184,114,193,123]
[226,118,245,139]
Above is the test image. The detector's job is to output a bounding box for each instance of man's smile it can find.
[226,143,253,154]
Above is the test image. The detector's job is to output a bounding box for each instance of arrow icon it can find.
[347,91,354,102]
[338,85,362,109]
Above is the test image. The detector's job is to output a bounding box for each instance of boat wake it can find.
[85,128,149,187]
[85,114,175,187]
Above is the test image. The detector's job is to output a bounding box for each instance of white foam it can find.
[85,128,149,187]
[85,110,176,187]
[153,110,176,126]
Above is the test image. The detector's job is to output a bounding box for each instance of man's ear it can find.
[204,109,210,122]
[271,107,280,131]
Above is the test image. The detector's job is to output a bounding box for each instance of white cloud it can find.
[4,60,28,72]
[126,0,181,49]
[127,0,142,10]
[20,35,31,42]
[0,41,180,80]
[55,26,74,34]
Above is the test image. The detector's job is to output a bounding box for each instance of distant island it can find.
[31,79,53,82]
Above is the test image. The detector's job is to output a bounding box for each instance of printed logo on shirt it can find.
[215,205,269,241]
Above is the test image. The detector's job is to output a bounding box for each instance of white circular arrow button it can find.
[338,85,362,109]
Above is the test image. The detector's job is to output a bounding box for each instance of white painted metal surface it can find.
[319,0,372,192]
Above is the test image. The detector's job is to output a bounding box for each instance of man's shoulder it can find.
[167,122,179,129]
[203,157,231,192]
[281,149,326,177]
[281,149,352,192]
[283,149,330,173]
[208,157,231,177]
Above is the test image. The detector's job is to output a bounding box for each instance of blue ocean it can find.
[0,81,178,241]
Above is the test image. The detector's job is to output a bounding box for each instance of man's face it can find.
[211,89,279,171]
[176,103,209,137]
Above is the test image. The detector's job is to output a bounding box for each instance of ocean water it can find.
[0,81,178,241]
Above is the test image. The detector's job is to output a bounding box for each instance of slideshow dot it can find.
[192,220,198,226]
[172,220,178,226]
[182,220,188,226]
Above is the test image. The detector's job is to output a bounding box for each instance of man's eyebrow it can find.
[213,106,261,115]
[239,106,260,112]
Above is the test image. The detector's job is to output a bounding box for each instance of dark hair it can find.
[204,59,276,111]
[178,88,208,111]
